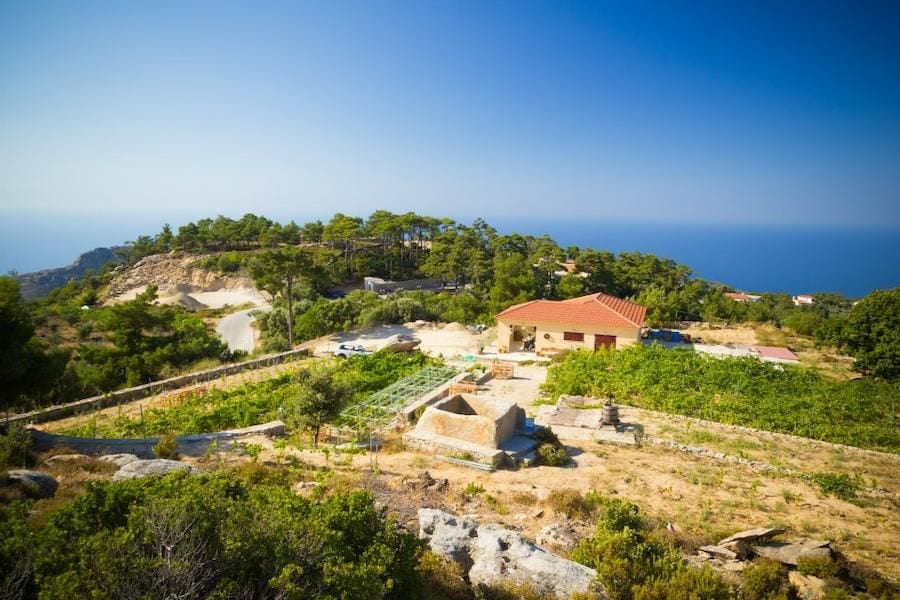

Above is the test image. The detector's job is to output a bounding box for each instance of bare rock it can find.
[6,470,58,498]
[699,545,738,561]
[789,572,826,600]
[719,527,785,546]
[419,508,480,571]
[112,459,197,481]
[419,508,602,599]
[43,453,90,464]
[99,453,141,467]
[537,523,579,553]
[752,539,831,566]
[722,540,752,560]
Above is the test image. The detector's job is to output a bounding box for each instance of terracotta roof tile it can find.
[496,293,646,328]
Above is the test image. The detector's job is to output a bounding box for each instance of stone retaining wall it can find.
[28,420,286,458]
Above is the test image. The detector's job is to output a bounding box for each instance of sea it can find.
[1,213,897,298]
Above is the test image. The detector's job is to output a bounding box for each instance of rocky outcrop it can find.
[789,572,826,600]
[6,470,59,498]
[719,527,785,545]
[752,539,831,566]
[99,453,142,467]
[106,252,256,300]
[17,247,121,299]
[694,527,835,584]
[112,459,198,481]
[43,453,90,465]
[418,508,602,599]
[536,522,580,553]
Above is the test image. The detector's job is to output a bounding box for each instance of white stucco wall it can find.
[496,318,641,353]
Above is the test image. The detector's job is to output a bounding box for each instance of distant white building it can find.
[792,294,815,306]
[724,292,761,303]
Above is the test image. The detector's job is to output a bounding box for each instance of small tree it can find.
[250,248,319,348]
[841,288,899,380]
[293,364,351,447]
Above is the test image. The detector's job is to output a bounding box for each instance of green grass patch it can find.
[62,352,440,438]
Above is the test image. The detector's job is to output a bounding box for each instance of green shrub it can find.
[0,471,424,598]
[534,443,569,467]
[462,482,485,497]
[417,551,472,600]
[741,559,796,600]
[152,433,179,459]
[633,564,733,599]
[532,426,570,467]
[812,472,864,502]
[0,423,33,470]
[797,554,840,579]
[571,495,686,600]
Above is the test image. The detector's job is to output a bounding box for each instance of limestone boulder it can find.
[112,459,197,481]
[536,522,579,553]
[752,539,831,566]
[99,453,142,467]
[43,453,90,465]
[699,545,738,561]
[789,572,826,600]
[419,508,480,571]
[719,527,785,546]
[419,509,602,599]
[6,470,59,498]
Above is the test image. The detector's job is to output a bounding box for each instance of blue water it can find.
[1,214,897,298]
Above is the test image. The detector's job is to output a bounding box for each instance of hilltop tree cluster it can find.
[4,211,896,411]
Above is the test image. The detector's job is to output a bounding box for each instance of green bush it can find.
[532,427,570,467]
[797,554,840,579]
[571,494,707,600]
[152,433,179,459]
[0,423,33,470]
[812,472,865,502]
[534,443,569,467]
[741,559,797,600]
[633,565,734,600]
[0,470,423,598]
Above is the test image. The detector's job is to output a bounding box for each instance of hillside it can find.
[16,247,122,299]
[105,252,267,310]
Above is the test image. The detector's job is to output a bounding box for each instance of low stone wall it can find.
[5,349,310,426]
[28,421,286,458]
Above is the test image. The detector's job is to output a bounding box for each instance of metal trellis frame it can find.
[338,365,459,435]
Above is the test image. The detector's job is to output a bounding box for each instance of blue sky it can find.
[1,0,899,226]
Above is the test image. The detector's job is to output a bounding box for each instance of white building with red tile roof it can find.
[495,292,647,355]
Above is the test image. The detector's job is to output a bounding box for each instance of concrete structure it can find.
[495,292,646,354]
[724,292,762,303]
[363,276,443,294]
[752,345,800,363]
[792,294,815,306]
[404,394,532,466]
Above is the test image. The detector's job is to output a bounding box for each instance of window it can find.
[563,331,584,342]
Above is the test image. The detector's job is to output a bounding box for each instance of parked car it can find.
[334,344,371,358]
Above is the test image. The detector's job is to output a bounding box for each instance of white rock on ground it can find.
[112,459,198,481]
[99,453,142,467]
[719,527,785,545]
[43,453,90,464]
[419,508,602,599]
[6,470,59,498]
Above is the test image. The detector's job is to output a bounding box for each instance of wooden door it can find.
[594,335,616,350]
